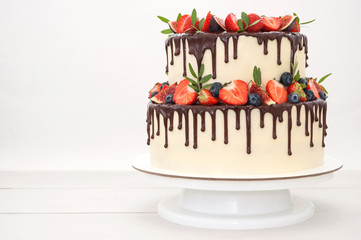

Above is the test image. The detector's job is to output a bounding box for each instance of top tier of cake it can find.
[165,32,308,86]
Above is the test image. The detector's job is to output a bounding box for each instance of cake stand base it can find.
[132,154,342,230]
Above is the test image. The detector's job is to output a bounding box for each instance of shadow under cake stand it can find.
[132,153,342,230]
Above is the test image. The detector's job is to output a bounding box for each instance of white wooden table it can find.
[0,170,360,239]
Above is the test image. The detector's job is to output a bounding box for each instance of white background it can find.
[0,0,360,171]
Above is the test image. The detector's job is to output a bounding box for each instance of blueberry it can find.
[304,89,314,101]
[160,81,169,91]
[150,91,158,98]
[210,82,223,98]
[288,92,300,103]
[280,72,293,86]
[319,91,327,100]
[248,93,262,107]
[165,94,174,104]
[298,78,308,90]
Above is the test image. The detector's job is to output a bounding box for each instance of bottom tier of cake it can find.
[146,100,327,176]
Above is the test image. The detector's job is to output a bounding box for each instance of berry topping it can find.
[319,91,327,100]
[168,21,178,33]
[151,83,177,103]
[150,91,159,99]
[149,83,161,98]
[291,22,300,32]
[266,80,288,104]
[225,13,240,32]
[306,78,320,99]
[288,82,306,102]
[202,12,212,32]
[219,80,248,105]
[177,15,199,33]
[209,15,226,33]
[280,72,293,86]
[160,81,169,91]
[210,82,223,97]
[304,89,315,101]
[288,92,300,103]
[248,93,262,107]
[249,67,275,105]
[298,78,308,90]
[244,13,263,32]
[198,89,219,105]
[165,94,174,104]
[262,17,282,31]
[173,79,197,105]
[279,15,297,31]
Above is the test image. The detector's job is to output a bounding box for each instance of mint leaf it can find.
[199,74,212,84]
[300,19,316,25]
[185,76,198,88]
[191,9,197,26]
[201,83,213,90]
[294,70,300,82]
[158,16,170,23]
[161,29,173,34]
[198,18,205,31]
[237,19,244,31]
[248,19,261,28]
[300,83,306,89]
[188,63,197,79]
[241,12,249,26]
[318,73,332,84]
[198,64,204,79]
[177,13,182,21]
[321,85,328,94]
[253,66,262,87]
[189,84,199,92]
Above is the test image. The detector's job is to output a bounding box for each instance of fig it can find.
[208,15,226,33]
[151,83,177,103]
[168,21,178,33]
[279,15,298,31]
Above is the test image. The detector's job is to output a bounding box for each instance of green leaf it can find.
[237,19,244,31]
[191,8,197,26]
[201,83,213,90]
[177,13,182,21]
[291,61,299,77]
[198,18,205,31]
[300,83,306,89]
[161,29,173,34]
[253,66,262,87]
[189,84,199,92]
[300,19,316,25]
[200,74,212,84]
[198,64,204,79]
[158,16,170,23]
[248,19,261,28]
[241,12,249,26]
[294,70,300,82]
[321,85,328,94]
[188,63,198,79]
[318,73,332,84]
[185,76,198,87]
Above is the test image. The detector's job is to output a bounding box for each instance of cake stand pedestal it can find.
[132,154,342,230]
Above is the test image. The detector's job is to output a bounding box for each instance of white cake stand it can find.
[132,153,342,230]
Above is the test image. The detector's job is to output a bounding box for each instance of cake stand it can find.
[132,153,342,230]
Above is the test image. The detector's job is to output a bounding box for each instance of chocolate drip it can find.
[166,32,308,82]
[165,41,169,73]
[156,111,160,136]
[170,39,174,65]
[147,100,327,156]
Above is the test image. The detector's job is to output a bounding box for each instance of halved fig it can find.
[208,15,226,33]
[151,83,177,103]
[168,21,178,33]
[279,15,298,31]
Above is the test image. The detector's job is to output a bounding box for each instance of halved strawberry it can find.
[245,13,264,32]
[262,17,282,31]
[219,80,248,105]
[177,15,199,33]
[266,80,288,104]
[288,82,306,102]
[249,81,275,105]
[225,13,240,32]
[291,22,300,32]
[202,12,212,32]
[173,79,197,105]
[306,78,320,99]
[198,89,219,105]
[151,83,177,103]
[149,83,161,98]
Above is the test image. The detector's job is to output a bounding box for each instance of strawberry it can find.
[249,81,275,105]
[198,89,219,105]
[262,17,282,31]
[148,83,161,98]
[219,80,248,105]
[151,83,177,103]
[288,82,306,102]
[225,13,240,32]
[306,78,320,99]
[202,12,212,32]
[266,80,288,104]
[177,15,199,33]
[173,79,197,105]
[245,13,263,32]
[291,22,300,32]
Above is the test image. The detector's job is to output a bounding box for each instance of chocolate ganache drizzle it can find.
[146,100,327,156]
[165,32,308,77]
